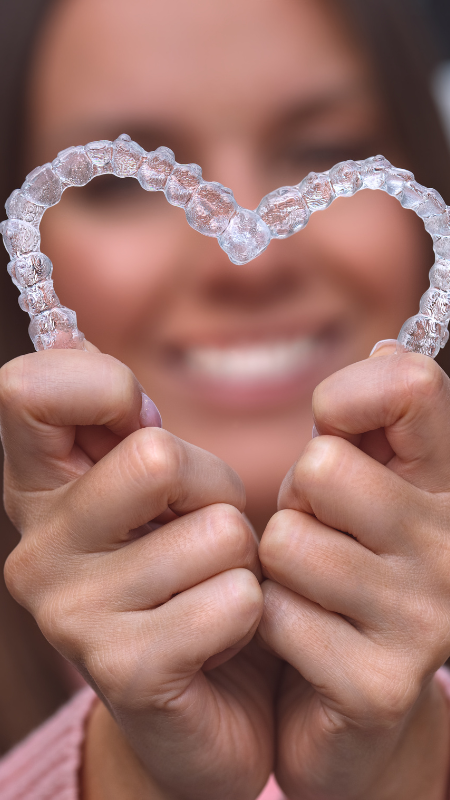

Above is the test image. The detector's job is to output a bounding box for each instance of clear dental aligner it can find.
[1,133,450,357]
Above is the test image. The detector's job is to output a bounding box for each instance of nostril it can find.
[204,266,300,309]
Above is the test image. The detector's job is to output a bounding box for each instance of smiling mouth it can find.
[183,336,319,383]
[160,320,347,410]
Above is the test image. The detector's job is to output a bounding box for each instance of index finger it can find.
[52,427,246,551]
[312,350,450,492]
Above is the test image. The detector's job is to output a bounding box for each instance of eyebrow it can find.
[39,123,176,157]
[30,79,376,168]
[277,80,376,130]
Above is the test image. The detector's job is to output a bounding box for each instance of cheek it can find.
[39,200,187,345]
[310,191,430,305]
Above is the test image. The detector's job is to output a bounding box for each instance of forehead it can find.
[28,0,370,152]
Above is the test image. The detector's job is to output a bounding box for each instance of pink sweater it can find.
[2,670,450,799]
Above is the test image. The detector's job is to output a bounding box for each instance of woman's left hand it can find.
[258,345,450,800]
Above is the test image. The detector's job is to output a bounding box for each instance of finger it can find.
[49,428,246,550]
[88,569,264,706]
[0,350,157,490]
[259,509,388,626]
[258,582,368,708]
[91,504,262,610]
[258,581,421,725]
[146,569,263,679]
[278,434,424,553]
[312,351,450,491]
[201,632,256,671]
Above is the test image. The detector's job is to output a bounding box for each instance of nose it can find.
[198,249,302,311]
[171,138,305,313]
[182,154,300,310]
[201,138,269,214]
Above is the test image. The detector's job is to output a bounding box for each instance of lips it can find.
[157,319,349,411]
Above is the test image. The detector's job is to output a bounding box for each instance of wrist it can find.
[366,676,450,800]
[277,674,450,800]
[81,700,171,800]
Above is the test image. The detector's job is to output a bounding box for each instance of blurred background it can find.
[1,0,450,758]
[428,1,450,142]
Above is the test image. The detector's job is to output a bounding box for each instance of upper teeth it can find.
[186,338,315,381]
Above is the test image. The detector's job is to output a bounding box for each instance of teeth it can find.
[186,338,316,381]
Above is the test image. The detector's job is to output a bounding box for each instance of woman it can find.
[1,0,450,797]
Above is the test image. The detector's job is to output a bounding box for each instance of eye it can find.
[67,174,162,214]
[277,139,380,177]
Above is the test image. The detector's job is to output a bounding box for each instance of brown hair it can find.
[0,0,449,753]
[0,0,77,755]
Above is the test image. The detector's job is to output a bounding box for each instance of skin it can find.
[1,0,450,797]
[259,342,450,798]
[25,0,428,533]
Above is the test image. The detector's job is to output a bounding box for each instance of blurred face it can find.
[26,0,429,531]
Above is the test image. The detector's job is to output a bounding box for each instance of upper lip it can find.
[158,307,348,353]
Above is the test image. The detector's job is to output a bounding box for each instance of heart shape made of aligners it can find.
[1,133,450,358]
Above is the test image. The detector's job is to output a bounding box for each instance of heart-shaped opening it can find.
[1,133,450,358]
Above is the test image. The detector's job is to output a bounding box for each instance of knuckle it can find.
[405,596,449,654]
[325,662,418,733]
[4,544,81,656]
[3,537,44,609]
[401,354,445,406]
[125,427,182,491]
[405,597,435,637]
[364,672,417,727]
[0,352,70,419]
[37,594,76,650]
[0,356,31,419]
[4,536,90,659]
[4,547,27,606]
[36,584,97,660]
[205,503,255,562]
[323,672,417,736]
[295,435,349,489]
[221,568,262,617]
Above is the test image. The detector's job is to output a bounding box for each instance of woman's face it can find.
[27,0,429,531]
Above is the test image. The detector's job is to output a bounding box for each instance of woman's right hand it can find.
[0,348,275,800]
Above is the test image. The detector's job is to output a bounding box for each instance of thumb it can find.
[0,346,161,491]
[311,343,450,492]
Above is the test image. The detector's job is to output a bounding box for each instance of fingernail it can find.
[369,339,398,357]
[140,393,162,428]
[312,424,320,439]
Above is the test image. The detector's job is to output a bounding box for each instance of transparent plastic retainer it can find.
[1,134,450,358]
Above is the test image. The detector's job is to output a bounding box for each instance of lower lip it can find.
[162,339,345,412]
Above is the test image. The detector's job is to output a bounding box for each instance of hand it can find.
[0,348,277,800]
[259,346,450,800]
